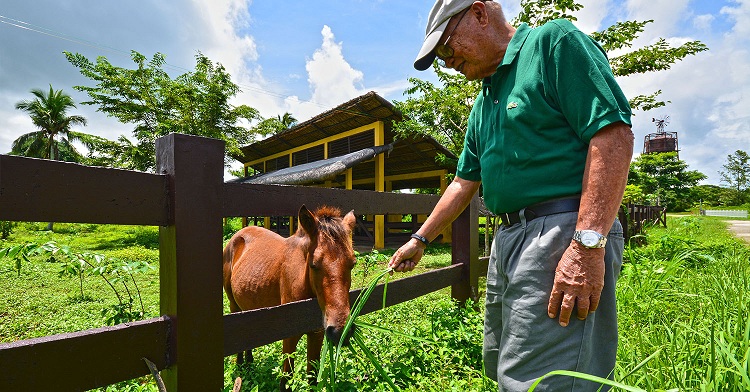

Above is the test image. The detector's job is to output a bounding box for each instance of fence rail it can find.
[619,203,667,242]
[0,134,482,391]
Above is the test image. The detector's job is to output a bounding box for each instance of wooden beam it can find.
[0,317,171,391]
[0,155,168,225]
[156,134,225,391]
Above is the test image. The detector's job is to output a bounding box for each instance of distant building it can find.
[233,91,457,249]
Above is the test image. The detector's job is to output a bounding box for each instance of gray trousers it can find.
[483,211,623,392]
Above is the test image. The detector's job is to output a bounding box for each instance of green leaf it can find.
[356,321,436,344]
[351,329,400,391]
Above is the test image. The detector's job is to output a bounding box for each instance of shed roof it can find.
[237,91,457,190]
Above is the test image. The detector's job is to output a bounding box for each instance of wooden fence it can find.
[618,203,667,242]
[0,134,482,391]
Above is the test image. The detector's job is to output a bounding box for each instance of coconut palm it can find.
[12,85,89,162]
[13,85,90,231]
[277,112,298,128]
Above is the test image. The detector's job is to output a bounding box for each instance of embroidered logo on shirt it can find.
[507,102,518,110]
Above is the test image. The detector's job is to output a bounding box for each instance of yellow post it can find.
[374,121,385,249]
[345,168,353,190]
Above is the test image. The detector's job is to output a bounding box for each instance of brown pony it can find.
[223,205,357,389]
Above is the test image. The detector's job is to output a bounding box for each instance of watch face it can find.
[581,231,600,247]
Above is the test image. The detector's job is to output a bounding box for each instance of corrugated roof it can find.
[237,91,456,190]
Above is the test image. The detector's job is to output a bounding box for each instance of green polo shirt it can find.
[456,19,632,214]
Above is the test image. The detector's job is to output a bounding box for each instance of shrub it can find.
[1,221,16,239]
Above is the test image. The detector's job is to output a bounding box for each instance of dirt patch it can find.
[726,220,750,244]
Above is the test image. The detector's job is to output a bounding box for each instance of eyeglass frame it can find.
[434,7,471,66]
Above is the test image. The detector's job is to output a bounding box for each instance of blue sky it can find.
[1,0,748,185]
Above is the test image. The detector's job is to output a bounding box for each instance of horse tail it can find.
[223,236,243,313]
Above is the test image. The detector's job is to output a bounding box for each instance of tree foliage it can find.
[689,184,746,208]
[513,0,583,27]
[628,152,706,211]
[393,63,481,160]
[719,150,750,192]
[12,85,90,161]
[251,112,298,137]
[716,150,750,206]
[65,51,260,172]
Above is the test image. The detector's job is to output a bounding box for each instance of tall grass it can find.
[616,216,750,391]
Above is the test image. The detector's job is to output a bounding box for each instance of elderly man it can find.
[388,0,634,391]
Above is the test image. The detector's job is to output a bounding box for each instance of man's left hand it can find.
[547,241,605,327]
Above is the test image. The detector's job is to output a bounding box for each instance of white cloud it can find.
[626,0,690,43]
[722,0,750,37]
[572,0,612,33]
[284,25,366,121]
[693,14,715,31]
[307,26,364,107]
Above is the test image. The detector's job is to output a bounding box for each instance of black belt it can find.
[499,196,581,227]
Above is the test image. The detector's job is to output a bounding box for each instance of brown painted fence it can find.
[0,134,482,391]
[618,203,667,242]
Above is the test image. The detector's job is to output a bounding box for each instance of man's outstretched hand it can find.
[387,239,425,273]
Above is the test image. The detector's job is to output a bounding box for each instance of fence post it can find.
[618,205,629,243]
[156,134,225,391]
[451,194,480,304]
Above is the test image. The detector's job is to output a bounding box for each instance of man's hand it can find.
[387,239,425,273]
[547,241,605,327]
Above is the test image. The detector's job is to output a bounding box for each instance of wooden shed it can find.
[234,91,457,249]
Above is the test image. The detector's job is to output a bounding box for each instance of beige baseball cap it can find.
[414,0,478,71]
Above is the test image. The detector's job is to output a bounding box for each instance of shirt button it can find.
[494,100,499,104]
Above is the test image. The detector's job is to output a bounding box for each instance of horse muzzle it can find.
[325,323,355,346]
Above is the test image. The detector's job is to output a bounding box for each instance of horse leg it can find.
[306,329,324,384]
[280,335,302,391]
[226,291,249,365]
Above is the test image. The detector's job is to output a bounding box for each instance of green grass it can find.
[2,216,750,391]
[616,216,750,390]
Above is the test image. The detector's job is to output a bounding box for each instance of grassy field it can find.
[1,215,749,391]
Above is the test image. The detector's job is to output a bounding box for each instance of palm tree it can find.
[13,85,88,161]
[277,112,298,129]
[13,85,89,231]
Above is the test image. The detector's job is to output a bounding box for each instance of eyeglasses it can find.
[435,8,470,67]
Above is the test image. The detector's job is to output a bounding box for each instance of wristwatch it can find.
[572,230,607,248]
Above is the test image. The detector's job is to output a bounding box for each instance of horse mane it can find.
[313,206,352,247]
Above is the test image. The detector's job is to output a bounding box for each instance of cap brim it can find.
[414,18,450,71]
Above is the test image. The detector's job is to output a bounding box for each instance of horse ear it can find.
[343,210,356,232]
[298,204,317,236]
